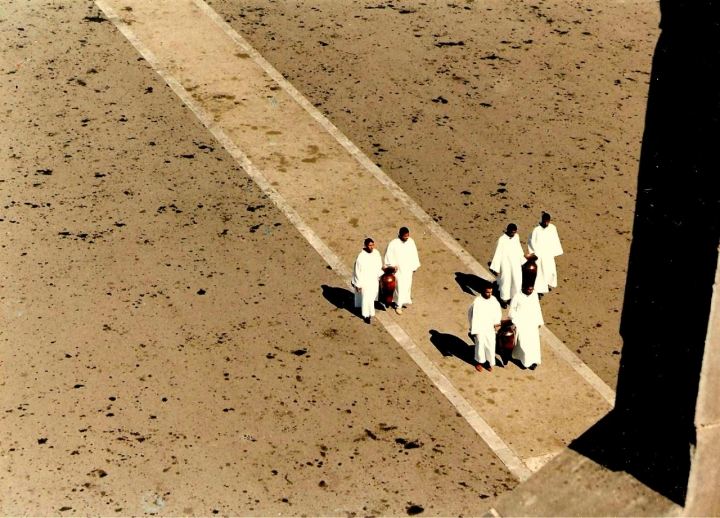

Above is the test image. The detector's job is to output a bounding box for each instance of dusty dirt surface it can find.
[0,1,516,516]
[208,0,661,388]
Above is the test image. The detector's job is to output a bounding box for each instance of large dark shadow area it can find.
[454,272,494,296]
[321,284,355,314]
[455,272,508,307]
[429,329,476,366]
[570,1,720,506]
[321,284,386,318]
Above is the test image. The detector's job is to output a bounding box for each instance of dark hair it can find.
[507,223,518,232]
[399,227,410,235]
[542,212,552,221]
[364,237,374,247]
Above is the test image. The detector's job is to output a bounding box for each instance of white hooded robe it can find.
[352,249,384,318]
[468,295,502,365]
[509,291,544,367]
[528,223,564,294]
[384,237,420,307]
[490,233,526,301]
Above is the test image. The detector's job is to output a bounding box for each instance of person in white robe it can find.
[352,238,384,324]
[490,223,526,307]
[509,285,545,369]
[528,213,564,295]
[468,285,502,372]
[384,226,421,315]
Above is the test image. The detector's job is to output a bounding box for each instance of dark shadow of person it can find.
[320,285,386,319]
[454,272,494,296]
[320,285,357,316]
[569,0,720,506]
[429,330,477,366]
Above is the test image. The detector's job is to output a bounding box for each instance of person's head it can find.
[505,223,518,238]
[481,286,493,300]
[363,237,375,252]
[541,212,551,228]
[398,226,410,242]
[522,284,534,295]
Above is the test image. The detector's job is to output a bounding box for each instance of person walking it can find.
[528,212,564,295]
[509,284,545,369]
[384,227,420,315]
[468,284,502,372]
[352,238,384,324]
[490,223,526,308]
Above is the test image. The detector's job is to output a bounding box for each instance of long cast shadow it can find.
[454,272,494,296]
[429,330,476,366]
[569,1,720,506]
[320,284,386,319]
[321,284,355,313]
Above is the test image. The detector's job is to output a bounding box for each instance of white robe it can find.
[490,233,526,301]
[509,291,544,367]
[528,223,564,294]
[468,295,502,365]
[352,249,384,318]
[384,237,420,307]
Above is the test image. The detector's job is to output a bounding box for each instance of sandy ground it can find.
[0,0,659,516]
[208,0,660,388]
[0,2,515,515]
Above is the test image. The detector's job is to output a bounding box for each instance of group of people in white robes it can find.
[352,227,421,324]
[490,214,564,305]
[352,215,562,373]
[468,283,547,373]
[471,213,563,371]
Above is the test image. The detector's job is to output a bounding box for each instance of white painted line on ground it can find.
[94,0,532,481]
[379,318,532,481]
[191,0,617,408]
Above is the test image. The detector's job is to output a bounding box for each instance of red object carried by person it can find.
[379,267,396,306]
[497,319,516,351]
[497,319,516,365]
[522,253,538,289]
